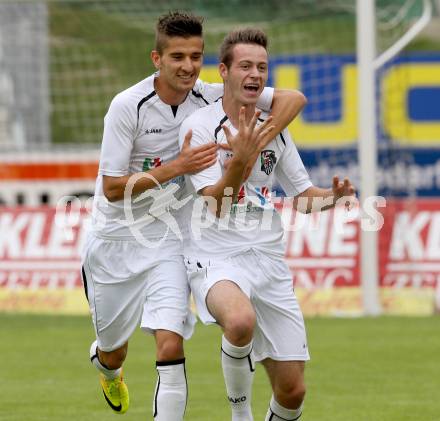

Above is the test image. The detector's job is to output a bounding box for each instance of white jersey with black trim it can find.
[91,74,274,240]
[179,100,313,257]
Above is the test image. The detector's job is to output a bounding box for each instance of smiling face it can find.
[151,35,204,97]
[219,43,268,105]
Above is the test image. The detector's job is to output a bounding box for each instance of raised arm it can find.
[238,89,306,181]
[200,108,274,217]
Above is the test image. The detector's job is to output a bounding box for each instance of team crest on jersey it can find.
[142,157,162,171]
[260,150,277,175]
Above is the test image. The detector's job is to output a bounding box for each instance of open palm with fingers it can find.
[221,107,274,165]
[332,175,356,210]
[332,175,355,199]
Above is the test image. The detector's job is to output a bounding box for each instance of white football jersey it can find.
[90,73,275,239]
[179,100,313,257]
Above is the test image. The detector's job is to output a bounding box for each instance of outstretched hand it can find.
[332,175,356,209]
[332,176,355,198]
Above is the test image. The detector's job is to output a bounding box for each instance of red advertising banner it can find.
[379,200,440,289]
[0,200,438,315]
[0,206,88,313]
[282,199,439,315]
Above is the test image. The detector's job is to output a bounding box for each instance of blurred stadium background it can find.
[1,1,440,419]
[1,0,440,316]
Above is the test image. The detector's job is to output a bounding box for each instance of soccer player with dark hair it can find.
[180,28,355,420]
[82,12,307,420]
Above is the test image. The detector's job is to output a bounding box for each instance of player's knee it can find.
[276,381,306,410]
[224,308,256,344]
[156,336,184,361]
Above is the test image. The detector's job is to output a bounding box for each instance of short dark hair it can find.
[155,11,204,54]
[219,28,268,68]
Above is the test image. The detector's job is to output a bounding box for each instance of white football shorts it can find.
[186,249,310,362]
[82,234,196,352]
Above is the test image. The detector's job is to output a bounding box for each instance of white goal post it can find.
[356,0,433,315]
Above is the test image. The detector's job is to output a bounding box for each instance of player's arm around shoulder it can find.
[265,88,306,145]
[195,79,224,103]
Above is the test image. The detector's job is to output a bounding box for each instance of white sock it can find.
[153,358,187,421]
[89,340,121,380]
[221,335,254,421]
[265,396,303,421]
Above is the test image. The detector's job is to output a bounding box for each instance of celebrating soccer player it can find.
[179,28,355,420]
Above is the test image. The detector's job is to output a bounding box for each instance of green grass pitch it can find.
[2,314,439,420]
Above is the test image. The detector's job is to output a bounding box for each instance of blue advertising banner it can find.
[201,53,440,196]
